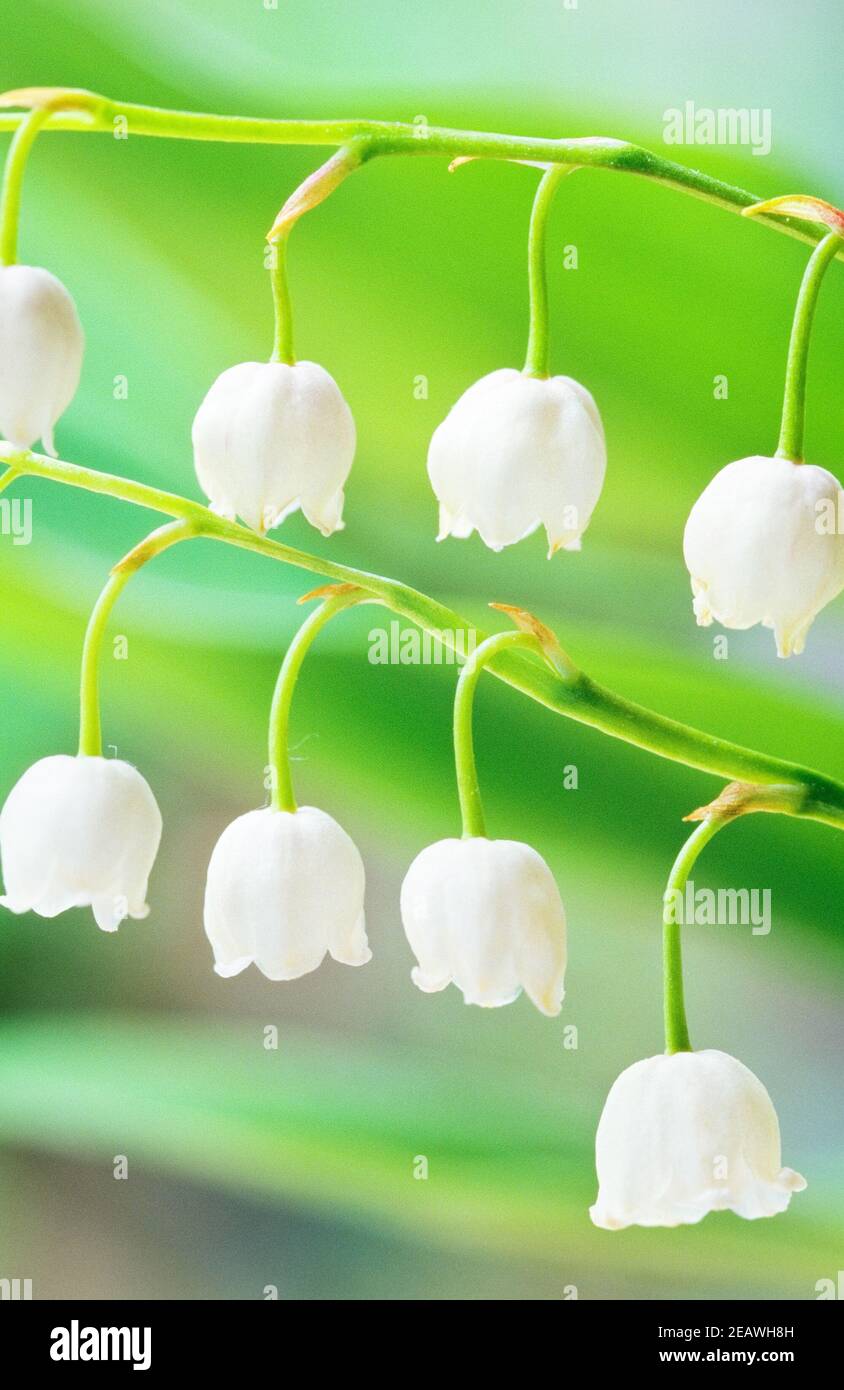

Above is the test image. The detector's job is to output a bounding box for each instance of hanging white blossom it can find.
[204,805,369,980]
[0,264,84,455]
[192,360,356,535]
[0,754,162,932]
[427,368,606,555]
[684,454,844,656]
[400,835,566,1015]
[590,1049,806,1230]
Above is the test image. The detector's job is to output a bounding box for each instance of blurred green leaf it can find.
[0,1012,838,1296]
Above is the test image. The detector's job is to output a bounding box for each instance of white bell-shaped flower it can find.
[0,264,84,455]
[204,805,369,980]
[192,360,356,536]
[400,836,566,1015]
[683,454,844,657]
[0,754,162,932]
[590,1049,806,1230]
[427,367,606,555]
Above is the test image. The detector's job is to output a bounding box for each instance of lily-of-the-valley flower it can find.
[590,1049,806,1230]
[0,264,84,455]
[683,454,844,657]
[192,360,356,536]
[427,368,606,555]
[0,754,162,931]
[203,804,369,980]
[400,835,567,1015]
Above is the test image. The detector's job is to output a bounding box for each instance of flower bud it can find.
[0,754,162,932]
[203,805,369,980]
[0,264,84,455]
[427,368,606,555]
[590,1049,806,1230]
[192,360,356,535]
[400,836,566,1015]
[683,454,844,657]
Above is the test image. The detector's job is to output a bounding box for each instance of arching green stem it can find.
[662,816,728,1053]
[268,592,359,812]
[2,93,843,264]
[0,106,48,264]
[78,520,194,757]
[776,231,842,462]
[6,446,844,832]
[523,165,572,378]
[454,629,542,837]
[269,230,295,365]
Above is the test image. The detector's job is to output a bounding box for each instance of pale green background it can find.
[0,0,842,1299]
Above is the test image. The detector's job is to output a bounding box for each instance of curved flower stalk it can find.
[401,610,571,1014]
[591,806,806,1230]
[0,521,192,933]
[193,186,355,538]
[0,107,83,455]
[685,208,844,656]
[78,521,195,758]
[429,168,606,555]
[203,586,371,981]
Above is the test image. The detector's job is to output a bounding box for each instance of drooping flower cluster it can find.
[0,743,807,1232]
[0,750,567,1011]
[5,180,843,658]
[0,143,823,1240]
[190,357,607,554]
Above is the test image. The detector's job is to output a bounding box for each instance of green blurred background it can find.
[1,0,842,1300]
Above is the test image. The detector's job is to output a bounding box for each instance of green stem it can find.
[2,94,843,260]
[454,630,542,836]
[5,447,844,831]
[78,520,194,757]
[269,230,295,365]
[523,166,570,378]
[0,106,48,264]
[662,816,727,1053]
[268,593,358,811]
[776,231,842,462]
